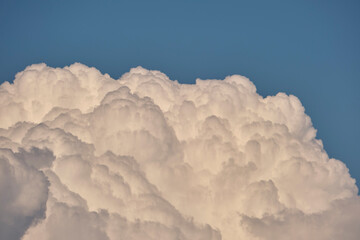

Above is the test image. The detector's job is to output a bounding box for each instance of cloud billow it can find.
[0,63,359,239]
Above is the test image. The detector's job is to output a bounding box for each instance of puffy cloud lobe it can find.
[0,63,358,240]
[0,149,48,240]
[241,197,360,240]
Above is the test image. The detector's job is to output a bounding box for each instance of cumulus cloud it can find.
[0,63,359,239]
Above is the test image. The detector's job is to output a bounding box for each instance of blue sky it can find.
[0,0,359,186]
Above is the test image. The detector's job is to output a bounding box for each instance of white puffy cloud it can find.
[0,63,358,240]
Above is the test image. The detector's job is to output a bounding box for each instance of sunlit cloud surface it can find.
[0,63,359,240]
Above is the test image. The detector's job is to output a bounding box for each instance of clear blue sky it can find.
[1,0,359,186]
